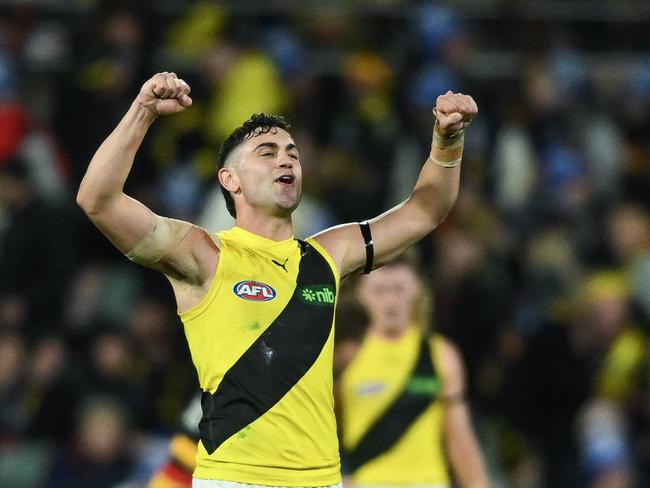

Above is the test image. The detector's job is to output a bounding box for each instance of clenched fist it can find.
[434,91,478,137]
[136,72,193,117]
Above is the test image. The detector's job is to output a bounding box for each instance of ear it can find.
[218,167,241,194]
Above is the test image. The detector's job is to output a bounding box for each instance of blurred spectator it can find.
[577,399,634,488]
[0,331,26,441]
[492,101,538,215]
[83,330,145,421]
[434,190,513,411]
[607,203,650,320]
[126,298,196,429]
[203,43,287,144]
[24,335,77,441]
[0,49,28,162]
[0,158,73,332]
[504,270,647,487]
[581,108,623,203]
[61,9,146,184]
[46,396,135,488]
[65,263,143,330]
[147,395,202,488]
[163,3,226,66]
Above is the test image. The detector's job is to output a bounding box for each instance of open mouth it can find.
[275,175,295,185]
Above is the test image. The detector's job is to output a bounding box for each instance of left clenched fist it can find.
[434,91,478,137]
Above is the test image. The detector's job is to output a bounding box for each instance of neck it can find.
[369,322,412,340]
[235,210,294,241]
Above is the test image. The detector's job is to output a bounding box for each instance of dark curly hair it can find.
[217,113,291,218]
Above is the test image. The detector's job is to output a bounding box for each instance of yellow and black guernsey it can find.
[340,327,449,486]
[180,227,341,486]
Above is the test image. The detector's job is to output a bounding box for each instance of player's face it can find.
[357,264,420,334]
[232,128,303,217]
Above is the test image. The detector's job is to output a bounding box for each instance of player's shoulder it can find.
[431,334,461,361]
[431,334,465,389]
[183,224,220,257]
[309,222,365,279]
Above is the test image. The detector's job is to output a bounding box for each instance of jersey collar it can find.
[230,226,298,255]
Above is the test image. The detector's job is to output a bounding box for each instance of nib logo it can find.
[298,285,335,306]
[302,288,317,302]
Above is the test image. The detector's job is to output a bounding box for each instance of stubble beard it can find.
[274,191,301,217]
[273,182,302,217]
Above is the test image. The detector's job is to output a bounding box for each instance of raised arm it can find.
[437,337,489,488]
[312,92,477,278]
[76,72,214,283]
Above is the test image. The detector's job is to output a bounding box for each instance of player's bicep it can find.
[363,200,433,268]
[87,194,200,279]
[310,223,366,279]
[86,194,158,254]
[311,200,433,279]
[125,215,193,267]
[131,219,219,285]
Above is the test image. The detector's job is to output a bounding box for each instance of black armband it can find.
[358,221,374,274]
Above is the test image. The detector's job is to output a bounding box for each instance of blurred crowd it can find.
[1,1,650,487]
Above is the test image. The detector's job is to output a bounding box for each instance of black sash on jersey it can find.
[199,240,336,454]
[344,337,439,473]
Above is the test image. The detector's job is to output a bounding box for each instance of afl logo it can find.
[233,281,277,301]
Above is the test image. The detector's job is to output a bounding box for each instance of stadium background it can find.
[1,0,650,486]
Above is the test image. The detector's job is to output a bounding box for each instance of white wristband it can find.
[428,155,462,168]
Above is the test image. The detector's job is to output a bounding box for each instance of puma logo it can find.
[272,258,289,273]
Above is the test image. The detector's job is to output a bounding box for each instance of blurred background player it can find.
[339,252,488,488]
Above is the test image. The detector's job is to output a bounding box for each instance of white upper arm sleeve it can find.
[125,215,194,265]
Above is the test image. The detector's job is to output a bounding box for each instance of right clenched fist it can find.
[136,72,192,116]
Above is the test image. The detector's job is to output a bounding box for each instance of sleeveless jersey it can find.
[340,327,449,486]
[180,227,341,486]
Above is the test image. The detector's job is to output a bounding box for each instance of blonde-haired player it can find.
[339,253,488,488]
